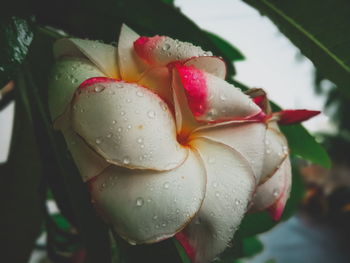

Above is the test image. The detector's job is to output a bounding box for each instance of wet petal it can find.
[250,158,291,221]
[134,35,212,66]
[61,125,109,182]
[261,127,289,183]
[174,64,261,123]
[192,123,266,181]
[184,56,226,79]
[180,138,255,263]
[54,38,119,78]
[71,78,187,171]
[88,150,206,244]
[118,24,146,81]
[137,66,173,104]
[48,57,105,122]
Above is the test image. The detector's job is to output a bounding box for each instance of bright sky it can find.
[0,0,334,163]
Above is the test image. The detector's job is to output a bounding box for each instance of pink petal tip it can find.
[277,109,320,125]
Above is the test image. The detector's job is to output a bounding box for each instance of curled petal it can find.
[276,109,320,125]
[183,56,227,79]
[250,157,291,221]
[261,127,289,183]
[88,150,206,244]
[71,78,187,171]
[192,123,266,181]
[54,38,119,78]
[118,24,147,81]
[48,57,105,122]
[61,125,109,182]
[180,138,255,263]
[174,64,261,123]
[137,66,173,105]
[245,88,271,114]
[134,35,212,66]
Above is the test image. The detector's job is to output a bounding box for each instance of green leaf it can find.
[0,16,34,87]
[242,0,350,97]
[280,124,331,168]
[0,76,45,263]
[242,237,264,258]
[206,31,245,62]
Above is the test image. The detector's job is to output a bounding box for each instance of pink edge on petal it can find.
[277,109,321,125]
[175,64,208,117]
[78,77,119,90]
[175,232,196,263]
[134,35,164,64]
[268,193,287,221]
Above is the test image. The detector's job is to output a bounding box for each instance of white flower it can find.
[48,24,303,263]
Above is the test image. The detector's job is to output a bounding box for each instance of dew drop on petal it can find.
[219,94,227,101]
[215,191,220,197]
[147,110,156,119]
[163,182,170,189]
[107,133,112,138]
[137,137,143,144]
[235,199,241,206]
[162,43,171,51]
[123,156,131,164]
[112,120,117,124]
[153,215,158,220]
[273,189,279,197]
[95,138,102,144]
[94,84,105,93]
[136,90,144,97]
[136,197,144,207]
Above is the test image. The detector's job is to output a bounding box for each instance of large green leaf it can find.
[242,0,350,97]
[0,16,34,87]
[0,77,45,263]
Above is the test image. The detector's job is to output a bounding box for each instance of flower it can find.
[48,24,319,263]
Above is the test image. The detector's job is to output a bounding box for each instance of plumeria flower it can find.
[48,24,319,263]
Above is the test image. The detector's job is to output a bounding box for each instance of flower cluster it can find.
[48,25,319,263]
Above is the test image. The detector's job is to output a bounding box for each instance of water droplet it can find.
[219,94,227,101]
[123,157,131,164]
[136,90,144,97]
[94,84,105,93]
[136,197,144,207]
[215,191,220,197]
[147,110,156,119]
[147,198,152,203]
[71,78,78,84]
[126,98,132,103]
[109,90,115,95]
[112,120,117,124]
[153,215,158,220]
[120,111,126,116]
[161,223,167,227]
[162,43,171,51]
[101,183,106,188]
[137,137,143,144]
[127,124,132,129]
[140,144,145,148]
[163,182,170,189]
[176,209,180,214]
[107,133,112,138]
[266,149,271,154]
[159,101,168,111]
[235,199,241,206]
[213,181,218,188]
[117,127,123,132]
[95,138,102,144]
[273,189,279,197]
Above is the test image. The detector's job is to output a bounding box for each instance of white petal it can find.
[61,125,109,182]
[54,38,119,78]
[184,56,226,79]
[88,150,206,244]
[193,123,266,181]
[118,24,146,81]
[250,158,291,218]
[48,57,105,121]
[261,127,289,183]
[181,138,255,263]
[134,35,212,66]
[137,66,173,104]
[71,79,187,171]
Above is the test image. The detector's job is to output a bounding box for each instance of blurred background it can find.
[1,0,350,262]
